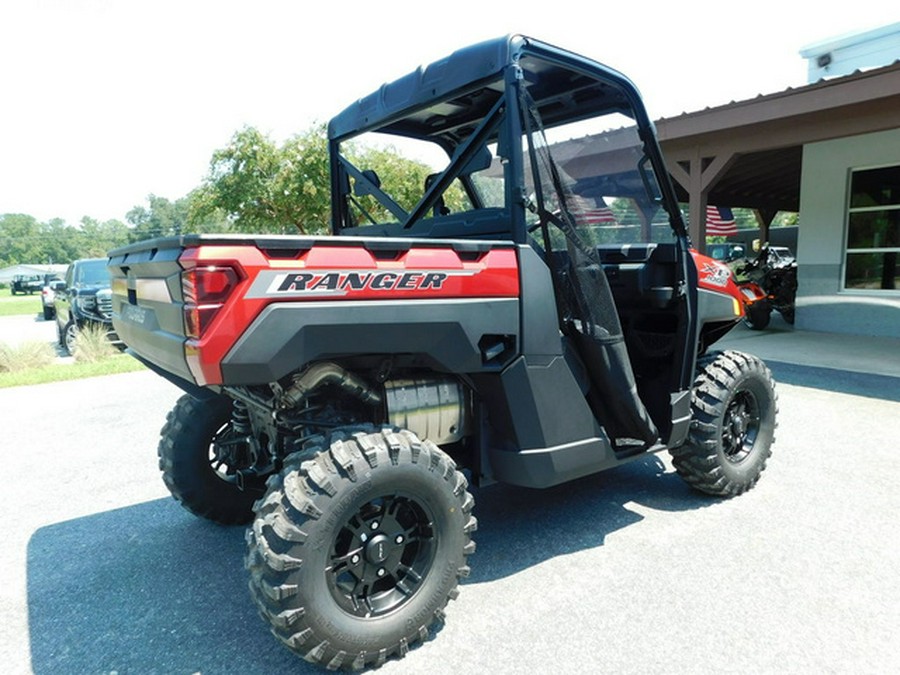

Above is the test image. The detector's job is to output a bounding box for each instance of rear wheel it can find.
[670,350,776,497]
[158,394,267,525]
[246,426,476,670]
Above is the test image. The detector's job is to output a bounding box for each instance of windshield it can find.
[75,259,110,286]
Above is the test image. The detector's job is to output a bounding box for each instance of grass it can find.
[0,316,146,388]
[0,293,43,317]
[0,352,145,388]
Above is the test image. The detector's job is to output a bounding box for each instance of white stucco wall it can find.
[797,128,900,337]
[801,22,900,83]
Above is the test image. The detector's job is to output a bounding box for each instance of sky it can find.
[1,0,895,226]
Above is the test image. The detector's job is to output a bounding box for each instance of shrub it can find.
[72,324,118,363]
[0,340,56,372]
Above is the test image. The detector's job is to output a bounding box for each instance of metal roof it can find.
[655,59,900,223]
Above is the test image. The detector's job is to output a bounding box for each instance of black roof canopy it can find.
[327,34,643,149]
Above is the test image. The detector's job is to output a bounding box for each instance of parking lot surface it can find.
[2,322,899,674]
[0,313,59,350]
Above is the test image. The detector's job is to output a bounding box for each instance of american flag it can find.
[706,205,737,236]
[569,195,618,225]
[577,207,618,225]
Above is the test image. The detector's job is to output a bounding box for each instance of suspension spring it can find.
[231,399,253,436]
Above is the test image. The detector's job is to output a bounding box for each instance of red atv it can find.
[737,245,798,329]
[109,35,777,669]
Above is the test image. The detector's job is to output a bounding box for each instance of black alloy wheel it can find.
[328,492,437,618]
[670,350,777,497]
[721,389,760,464]
[246,426,476,670]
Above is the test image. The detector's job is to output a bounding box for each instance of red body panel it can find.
[181,244,521,385]
[690,250,744,312]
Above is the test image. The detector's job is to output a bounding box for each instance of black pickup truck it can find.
[10,274,44,295]
[53,258,119,354]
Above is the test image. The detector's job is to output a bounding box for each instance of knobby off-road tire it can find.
[158,394,265,525]
[246,427,476,670]
[670,350,777,497]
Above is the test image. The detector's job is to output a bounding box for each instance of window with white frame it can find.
[845,165,900,291]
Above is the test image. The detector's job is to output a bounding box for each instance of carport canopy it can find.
[653,59,900,250]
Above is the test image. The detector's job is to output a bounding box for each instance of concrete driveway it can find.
[1,327,899,674]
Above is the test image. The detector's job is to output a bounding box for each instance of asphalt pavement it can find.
[1,317,899,674]
[0,312,60,350]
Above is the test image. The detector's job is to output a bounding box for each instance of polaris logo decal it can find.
[263,269,477,296]
[700,262,731,288]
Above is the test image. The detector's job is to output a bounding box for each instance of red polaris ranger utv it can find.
[108,35,776,670]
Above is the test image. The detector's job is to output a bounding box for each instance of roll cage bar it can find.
[327,34,688,244]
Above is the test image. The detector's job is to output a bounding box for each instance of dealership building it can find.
[655,22,900,338]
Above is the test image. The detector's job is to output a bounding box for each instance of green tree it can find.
[39,218,81,264]
[126,194,193,241]
[0,214,42,266]
[772,211,799,227]
[0,213,120,265]
[193,124,467,235]
[192,126,331,235]
[347,144,470,225]
[76,217,130,257]
[184,188,232,234]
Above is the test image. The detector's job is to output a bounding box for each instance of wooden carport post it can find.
[668,150,738,253]
[753,208,780,247]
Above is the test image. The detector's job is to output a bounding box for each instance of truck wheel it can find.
[62,322,78,355]
[158,394,266,525]
[743,301,771,330]
[42,305,54,320]
[246,427,476,669]
[670,350,776,497]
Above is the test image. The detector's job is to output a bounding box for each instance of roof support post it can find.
[753,208,779,246]
[668,150,738,252]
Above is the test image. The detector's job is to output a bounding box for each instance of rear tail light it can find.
[182,265,241,339]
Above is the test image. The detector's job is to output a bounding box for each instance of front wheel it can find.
[62,321,78,355]
[743,301,771,330]
[246,426,476,669]
[669,350,777,497]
